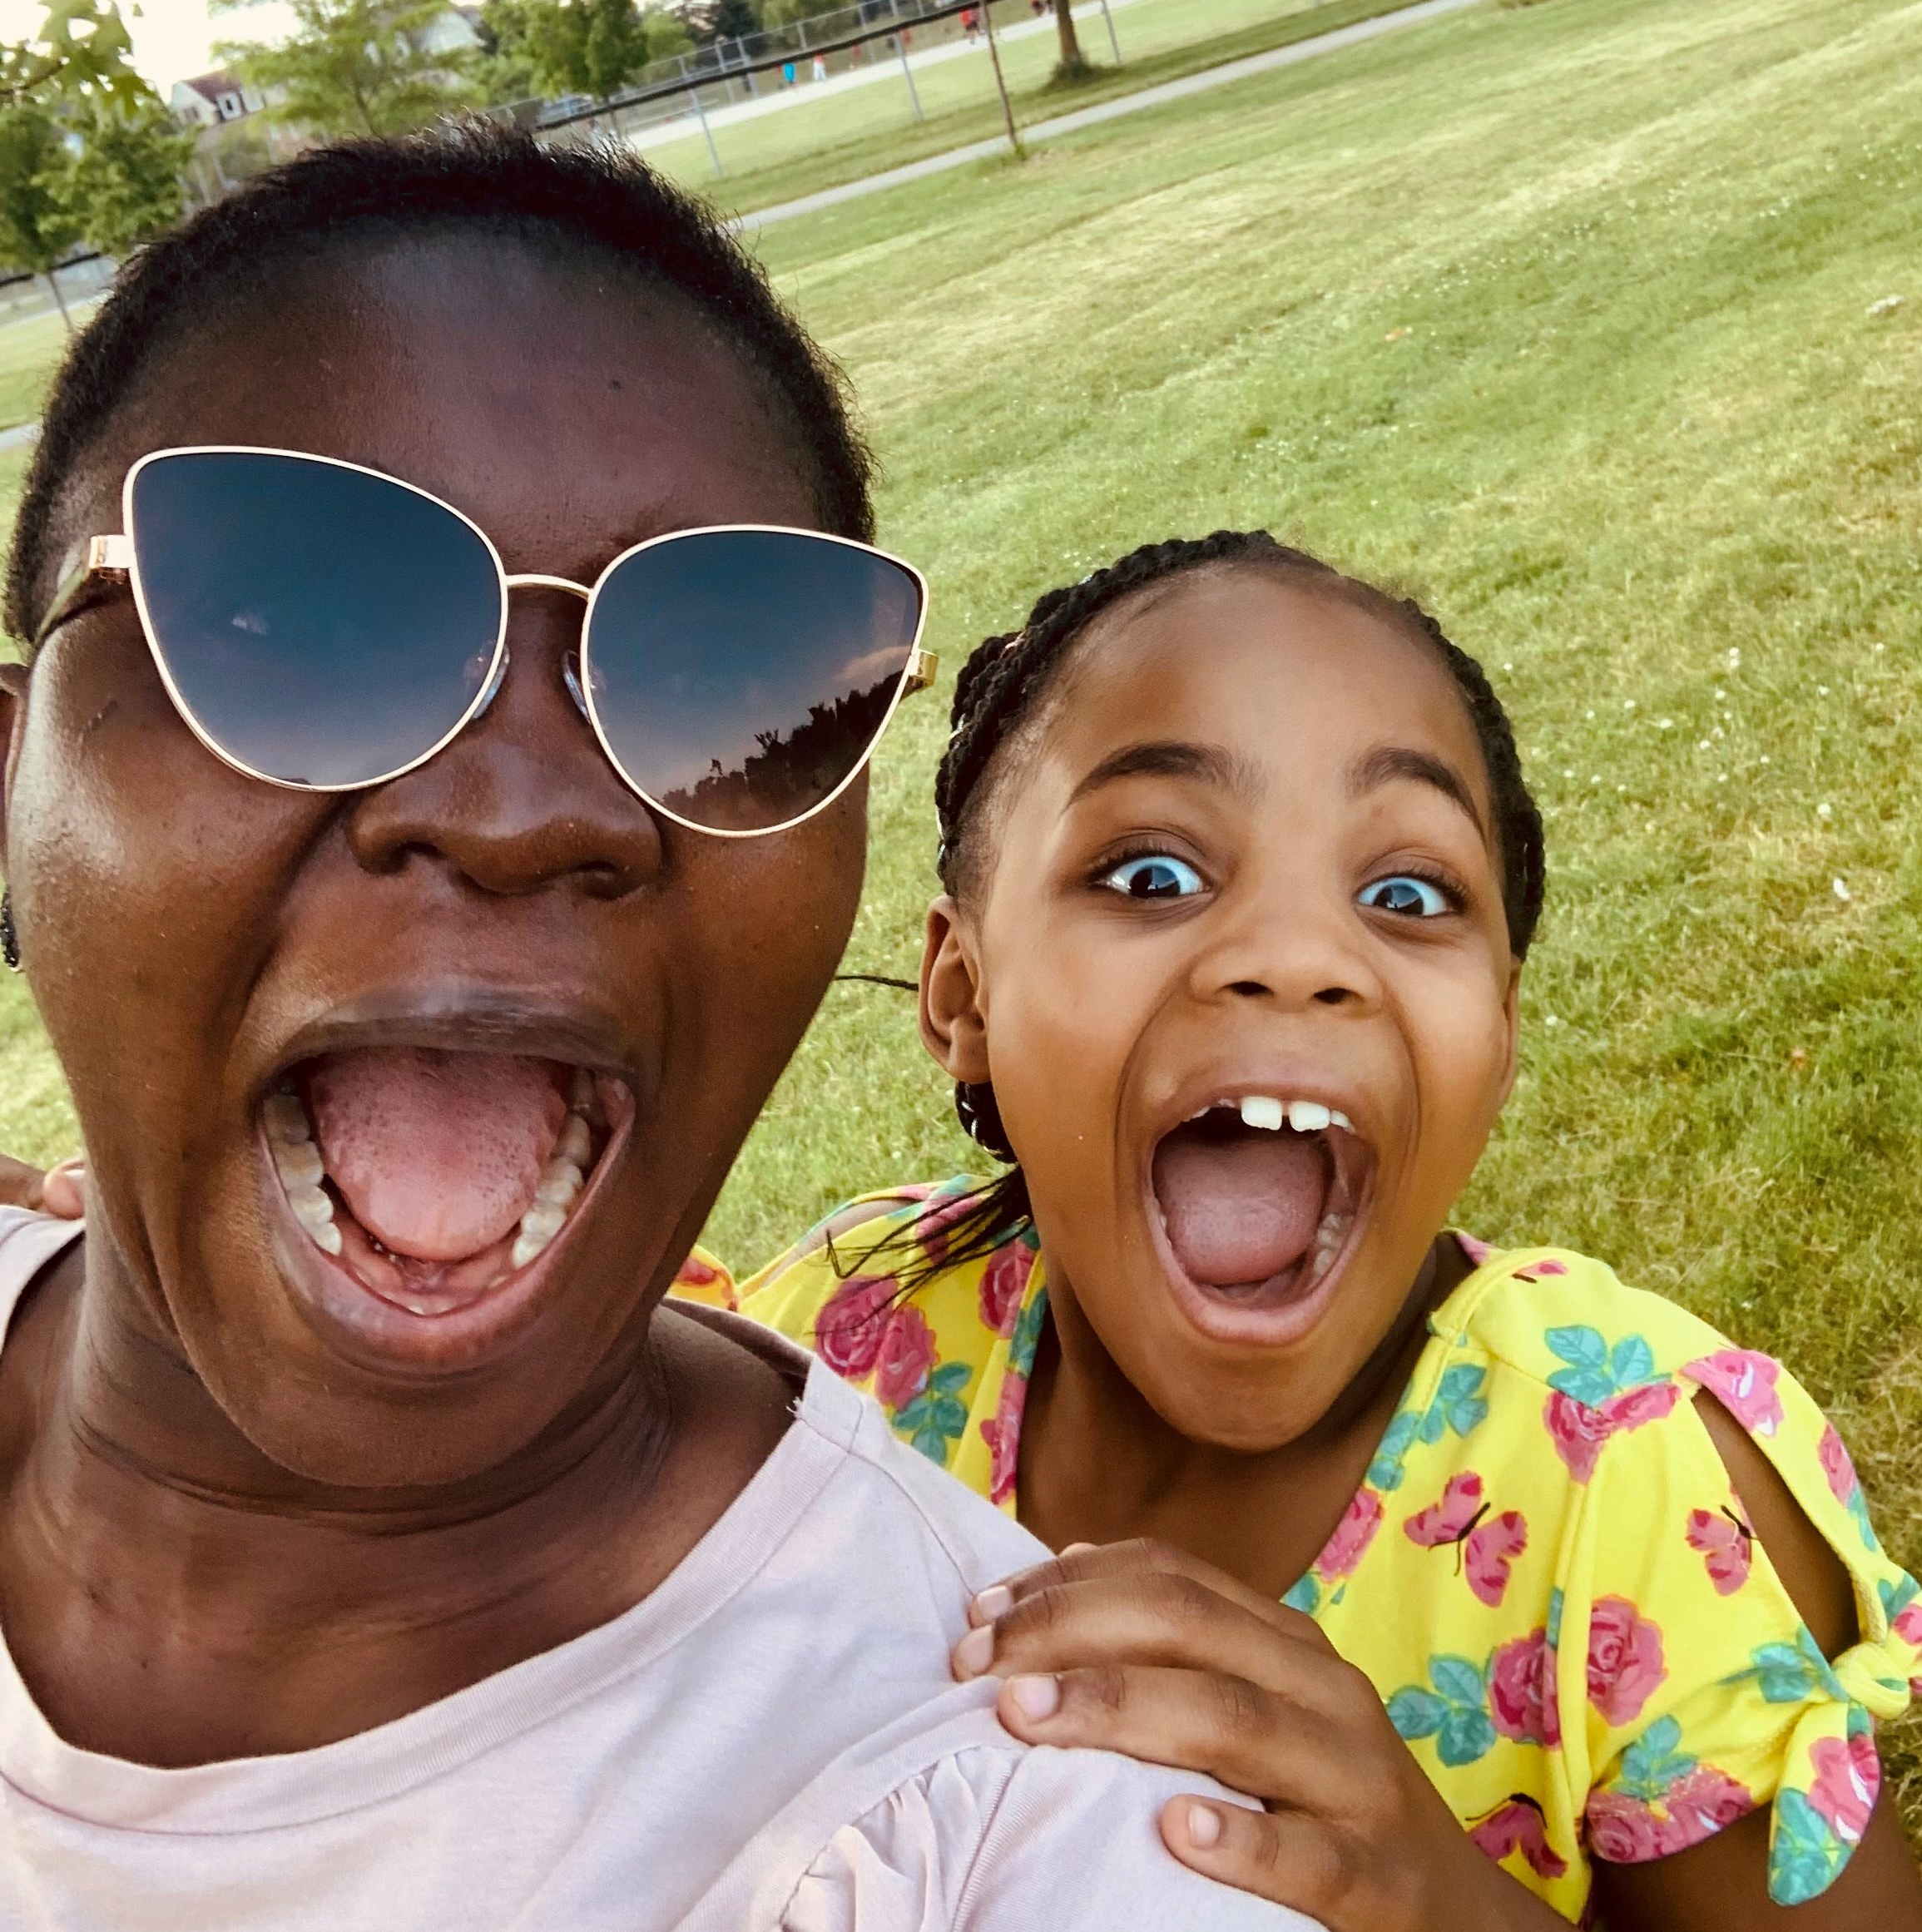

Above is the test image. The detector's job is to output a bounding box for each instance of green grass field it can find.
[5,0,1922,1838]
[634,0,1396,213]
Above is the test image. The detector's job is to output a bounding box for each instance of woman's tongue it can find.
[1152,1128,1327,1290]
[308,1048,567,1263]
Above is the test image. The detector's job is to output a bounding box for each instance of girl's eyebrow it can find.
[1349,744,1487,835]
[1068,740,1263,805]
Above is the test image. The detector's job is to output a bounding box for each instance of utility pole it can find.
[980,0,1022,156]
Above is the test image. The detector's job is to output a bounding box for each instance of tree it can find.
[57,101,191,257]
[477,0,654,101]
[696,0,758,47]
[0,105,80,325]
[215,0,478,137]
[1050,0,1089,83]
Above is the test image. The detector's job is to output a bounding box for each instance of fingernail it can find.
[1061,1541,1098,1557]
[1186,1803,1221,1849]
[1008,1674,1059,1720]
[953,1624,994,1677]
[972,1583,1013,1623]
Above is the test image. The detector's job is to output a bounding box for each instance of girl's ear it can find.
[919,894,992,1083]
[1494,959,1523,1111]
[0,659,27,856]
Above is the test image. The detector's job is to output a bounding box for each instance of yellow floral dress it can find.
[677,1179,1922,1921]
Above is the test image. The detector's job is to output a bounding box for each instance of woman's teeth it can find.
[1232,1095,1355,1134]
[266,1071,597,1276]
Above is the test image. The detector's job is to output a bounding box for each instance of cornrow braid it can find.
[881,528,1546,1288]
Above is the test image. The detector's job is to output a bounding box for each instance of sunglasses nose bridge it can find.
[492,575,595,727]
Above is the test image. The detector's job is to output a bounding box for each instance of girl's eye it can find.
[1359,874,1452,917]
[1101,855,1206,899]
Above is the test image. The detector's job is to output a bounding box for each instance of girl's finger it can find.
[969,1536,1309,1637]
[954,1567,1339,1702]
[41,1157,86,1219]
[1162,1791,1349,1920]
[991,1660,1347,1812]
[0,1155,49,1213]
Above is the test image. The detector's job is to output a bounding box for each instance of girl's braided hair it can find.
[858,528,1545,1289]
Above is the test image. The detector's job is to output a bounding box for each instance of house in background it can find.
[169,72,266,129]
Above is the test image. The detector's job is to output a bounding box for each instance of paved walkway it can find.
[740,0,1480,229]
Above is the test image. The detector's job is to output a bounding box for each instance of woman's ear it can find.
[0,659,27,855]
[919,895,992,1084]
[1494,959,1523,1111]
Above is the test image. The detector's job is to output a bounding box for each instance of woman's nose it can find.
[344,596,662,899]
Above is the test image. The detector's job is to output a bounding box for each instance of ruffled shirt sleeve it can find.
[780,1744,1322,1932]
[1562,1342,1920,1905]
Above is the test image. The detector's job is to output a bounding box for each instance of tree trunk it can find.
[43,266,71,335]
[1055,0,1085,72]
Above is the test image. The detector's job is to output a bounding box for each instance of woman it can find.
[0,128,1311,1930]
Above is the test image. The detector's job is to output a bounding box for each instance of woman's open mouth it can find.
[260,1048,632,1323]
[1147,1094,1375,1346]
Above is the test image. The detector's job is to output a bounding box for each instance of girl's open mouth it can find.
[1148,1095,1374,1345]
[260,1048,632,1320]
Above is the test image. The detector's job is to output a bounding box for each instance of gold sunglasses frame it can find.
[38,443,937,841]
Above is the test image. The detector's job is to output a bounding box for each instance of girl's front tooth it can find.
[1288,1100,1332,1132]
[1330,1109,1355,1132]
[1239,1096,1285,1132]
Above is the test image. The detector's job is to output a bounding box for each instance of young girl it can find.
[698,533,1922,1928]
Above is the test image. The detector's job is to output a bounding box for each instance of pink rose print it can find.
[814,1276,899,1378]
[1316,1489,1385,1581]
[1659,1766,1754,1847]
[1455,1233,1493,1266]
[1466,1511,1528,1608]
[1469,1798,1568,1880]
[979,1370,1028,1506]
[1685,1503,1753,1596]
[1685,1350,1784,1438]
[1894,1600,1922,1649]
[1584,1789,1669,1864]
[873,1305,938,1411]
[978,1241,1035,1340]
[911,1187,978,1270]
[1807,1733,1880,1845]
[1818,1423,1860,1508]
[1404,1472,1486,1547]
[1586,1597,1667,1726]
[1544,1381,1680,1482]
[1532,1259,1569,1276]
[1489,1629,1561,1747]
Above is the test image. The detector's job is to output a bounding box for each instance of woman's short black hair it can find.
[6,122,874,643]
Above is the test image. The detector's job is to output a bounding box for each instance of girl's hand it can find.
[0,1153,83,1217]
[950,1538,1565,1932]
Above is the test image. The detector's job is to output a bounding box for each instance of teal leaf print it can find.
[1767,1789,1843,1907]
[1726,1626,1848,1706]
[1879,1574,1919,1623]
[1370,1368,1489,1490]
[1386,1687,1447,1740]
[891,1364,973,1462]
[1007,1289,1048,1380]
[1282,1574,1321,1614]
[1439,1707,1498,1767]
[1385,1656,1497,1767]
[1610,1335,1657,1389]
[1546,1325,1662,1408]
[1614,1716,1696,1801]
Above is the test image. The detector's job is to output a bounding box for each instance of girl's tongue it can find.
[308,1048,567,1262]
[1152,1121,1328,1287]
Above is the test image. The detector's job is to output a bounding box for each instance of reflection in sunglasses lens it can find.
[587,530,922,832]
[131,451,503,790]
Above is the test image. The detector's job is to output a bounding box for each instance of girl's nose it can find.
[1188,885,1385,1016]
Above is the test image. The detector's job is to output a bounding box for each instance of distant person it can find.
[709,535,1922,1929]
[812,51,828,79]
[963,7,980,40]
[0,132,1321,1932]
[783,57,797,83]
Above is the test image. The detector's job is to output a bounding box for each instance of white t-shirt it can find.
[0,1209,1320,1932]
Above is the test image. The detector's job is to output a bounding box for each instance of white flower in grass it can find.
[1726,648,1741,671]
[1817,803,1833,820]
[1833,879,1851,904]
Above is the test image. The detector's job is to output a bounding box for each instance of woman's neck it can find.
[0,1241,795,1766]
[1017,1236,1464,1600]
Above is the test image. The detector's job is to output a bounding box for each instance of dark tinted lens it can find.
[585,529,923,832]
[131,451,503,789]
